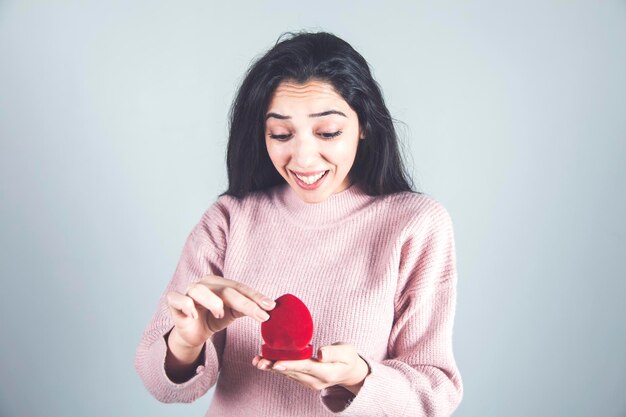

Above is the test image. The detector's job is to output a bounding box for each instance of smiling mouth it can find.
[290,170,329,188]
[291,170,326,184]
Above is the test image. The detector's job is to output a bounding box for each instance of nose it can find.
[291,134,320,169]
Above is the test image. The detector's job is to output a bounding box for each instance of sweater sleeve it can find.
[322,201,463,416]
[134,200,230,403]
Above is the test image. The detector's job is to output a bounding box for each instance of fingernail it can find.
[273,365,286,371]
[256,311,270,321]
[261,298,275,308]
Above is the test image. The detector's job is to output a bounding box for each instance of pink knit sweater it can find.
[135,183,463,416]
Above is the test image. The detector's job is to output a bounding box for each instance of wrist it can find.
[340,356,370,395]
[167,328,205,362]
[164,328,206,383]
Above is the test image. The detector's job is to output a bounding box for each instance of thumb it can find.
[317,343,352,364]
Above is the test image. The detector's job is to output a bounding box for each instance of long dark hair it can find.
[223,31,415,198]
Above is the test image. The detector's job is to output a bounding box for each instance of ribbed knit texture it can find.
[134,183,463,416]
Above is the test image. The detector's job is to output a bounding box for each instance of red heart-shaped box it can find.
[261,293,314,360]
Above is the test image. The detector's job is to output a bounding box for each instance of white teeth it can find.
[294,171,326,185]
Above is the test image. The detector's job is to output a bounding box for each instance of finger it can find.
[255,357,275,371]
[279,370,326,391]
[168,305,187,322]
[275,361,345,387]
[166,291,198,319]
[317,344,352,364]
[204,276,276,311]
[220,287,270,323]
[272,359,315,373]
[273,359,337,381]
[186,283,225,319]
[252,355,270,368]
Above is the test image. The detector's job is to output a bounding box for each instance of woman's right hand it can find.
[166,275,276,349]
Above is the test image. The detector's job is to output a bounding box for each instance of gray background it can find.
[1,1,625,416]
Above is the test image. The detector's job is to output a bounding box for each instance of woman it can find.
[135,31,463,416]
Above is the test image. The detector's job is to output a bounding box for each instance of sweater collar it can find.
[272,182,375,227]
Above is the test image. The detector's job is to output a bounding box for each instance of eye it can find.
[319,130,342,139]
[269,133,292,141]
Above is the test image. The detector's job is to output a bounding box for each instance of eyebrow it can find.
[265,110,347,120]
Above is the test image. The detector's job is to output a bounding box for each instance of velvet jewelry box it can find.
[260,293,314,360]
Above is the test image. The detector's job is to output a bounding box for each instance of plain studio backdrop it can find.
[1,1,625,416]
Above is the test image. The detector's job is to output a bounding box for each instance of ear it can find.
[359,121,368,140]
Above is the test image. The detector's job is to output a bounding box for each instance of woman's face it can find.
[265,80,363,204]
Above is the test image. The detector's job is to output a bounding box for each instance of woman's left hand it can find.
[252,343,370,395]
